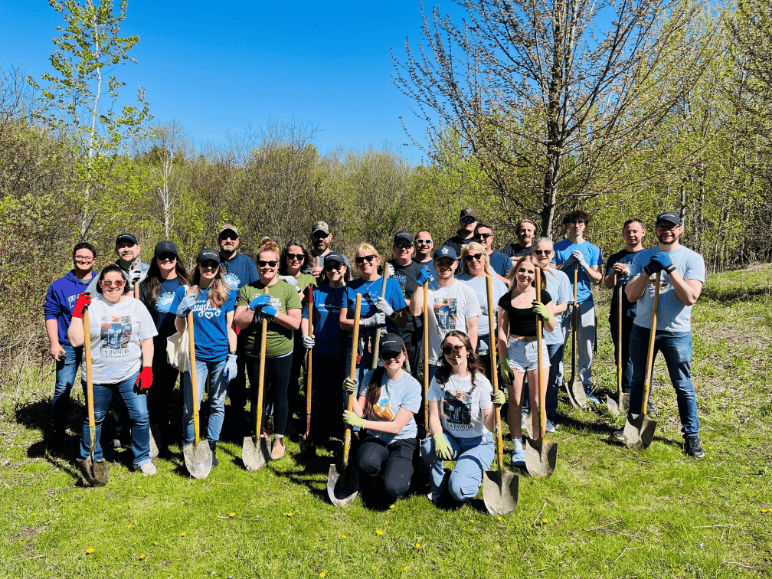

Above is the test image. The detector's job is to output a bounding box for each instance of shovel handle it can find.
[186,289,200,443]
[642,273,660,415]
[370,268,390,369]
[255,289,269,438]
[343,294,362,467]
[571,266,578,375]
[617,283,623,397]
[423,281,430,433]
[486,275,505,471]
[306,283,314,437]
[536,268,545,439]
[83,310,96,454]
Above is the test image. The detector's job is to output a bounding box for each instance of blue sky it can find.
[0,0,463,164]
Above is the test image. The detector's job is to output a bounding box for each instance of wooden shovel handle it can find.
[536,268,545,439]
[83,310,96,452]
[186,289,200,443]
[642,273,660,414]
[486,275,505,471]
[343,294,362,467]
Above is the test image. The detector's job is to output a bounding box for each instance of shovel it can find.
[299,282,315,454]
[79,309,109,486]
[243,291,271,471]
[182,299,213,479]
[369,264,391,366]
[422,280,430,434]
[624,272,660,450]
[483,275,519,515]
[606,283,623,417]
[525,268,558,477]
[328,293,362,508]
[564,266,587,409]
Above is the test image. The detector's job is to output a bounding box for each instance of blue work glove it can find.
[249,294,271,311]
[261,305,278,319]
[376,296,394,317]
[175,293,197,318]
[645,252,675,275]
[223,353,238,381]
[415,266,433,286]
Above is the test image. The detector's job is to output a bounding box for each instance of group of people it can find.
[44,207,706,503]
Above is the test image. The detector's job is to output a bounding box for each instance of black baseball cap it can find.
[116,233,138,245]
[154,241,178,257]
[324,251,346,265]
[655,211,681,226]
[197,248,221,264]
[379,333,405,356]
[394,230,414,244]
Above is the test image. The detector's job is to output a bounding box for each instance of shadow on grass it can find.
[702,284,770,304]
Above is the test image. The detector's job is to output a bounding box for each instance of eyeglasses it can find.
[158,253,177,261]
[395,243,412,250]
[74,255,94,262]
[313,231,329,239]
[533,249,553,256]
[461,216,476,224]
[287,254,305,261]
[442,344,465,355]
[381,351,401,361]
[101,280,125,288]
[568,220,586,226]
[355,255,376,265]
[473,233,491,240]
[415,239,433,245]
[464,253,484,262]
[220,234,238,241]
[258,260,278,267]
[324,262,344,272]
[656,224,678,231]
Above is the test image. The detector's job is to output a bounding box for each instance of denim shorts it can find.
[506,338,549,371]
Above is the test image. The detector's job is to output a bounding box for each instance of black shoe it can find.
[646,401,658,417]
[684,436,705,458]
[208,441,219,467]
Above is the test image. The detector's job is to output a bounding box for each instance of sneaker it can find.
[545,419,556,433]
[208,441,219,467]
[585,389,601,405]
[270,438,285,460]
[613,429,624,441]
[139,462,157,476]
[511,448,526,467]
[427,491,440,502]
[684,436,705,458]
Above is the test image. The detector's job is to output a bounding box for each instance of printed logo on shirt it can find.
[433,297,458,331]
[224,273,241,290]
[157,292,175,314]
[319,294,342,313]
[442,390,472,430]
[100,316,132,357]
[67,294,79,309]
[392,273,408,297]
[370,395,395,421]
[193,301,222,320]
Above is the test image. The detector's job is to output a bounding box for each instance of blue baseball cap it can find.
[433,246,458,261]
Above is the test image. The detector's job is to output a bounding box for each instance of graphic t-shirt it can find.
[606,248,644,321]
[302,285,347,359]
[221,253,259,292]
[456,274,508,355]
[170,285,237,363]
[143,277,183,338]
[86,295,157,383]
[345,276,407,360]
[388,259,424,332]
[428,373,493,438]
[237,280,302,358]
[553,239,603,303]
[358,369,421,444]
[424,280,481,365]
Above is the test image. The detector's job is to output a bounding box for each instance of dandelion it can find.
[127,524,132,529]
[403,567,409,571]
[181,532,187,537]
[470,519,475,523]
[376,529,384,535]
[415,543,421,549]
[286,512,293,517]
[319,574,325,578]
[762,509,768,513]
[32,513,37,516]
[139,554,146,560]
[497,516,502,521]
[389,504,395,509]
[85,548,95,555]
[542,519,549,523]
[341,535,347,539]
[229,512,235,518]
[137,485,141,489]
[709,457,713,460]
[708,446,713,450]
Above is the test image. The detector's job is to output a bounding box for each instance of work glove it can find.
[433,432,453,461]
[342,377,358,394]
[223,353,238,381]
[376,296,394,317]
[532,300,553,323]
[135,367,153,392]
[560,254,576,270]
[572,250,589,270]
[360,312,386,328]
[491,389,507,408]
[259,305,278,320]
[72,292,91,319]
[342,410,365,429]
[175,293,197,318]
[302,334,315,349]
[128,267,142,285]
[415,266,433,286]
[248,294,271,311]
[645,252,675,276]
[279,275,298,287]
[500,358,514,384]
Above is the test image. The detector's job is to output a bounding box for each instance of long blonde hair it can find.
[459,242,492,276]
[191,262,232,309]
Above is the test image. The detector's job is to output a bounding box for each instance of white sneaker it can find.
[427,491,440,502]
[139,462,157,476]
[613,429,624,441]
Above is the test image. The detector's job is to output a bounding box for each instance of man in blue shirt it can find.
[472,222,512,283]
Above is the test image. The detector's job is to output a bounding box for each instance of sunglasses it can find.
[415,239,433,245]
[287,254,305,261]
[200,261,219,269]
[101,280,125,288]
[355,255,377,265]
[435,259,455,268]
[258,260,278,267]
[568,220,586,226]
[464,253,484,262]
[473,233,492,240]
[324,262,344,271]
[313,231,329,239]
[442,344,465,355]
[220,234,238,241]
[381,351,401,361]
[533,249,553,256]
[158,253,177,261]
[461,216,476,224]
[395,243,412,250]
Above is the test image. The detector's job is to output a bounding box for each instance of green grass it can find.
[2,266,772,578]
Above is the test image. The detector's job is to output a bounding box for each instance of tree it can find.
[28,0,151,239]
[393,0,713,236]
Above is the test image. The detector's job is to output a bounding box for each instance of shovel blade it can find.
[621,393,631,412]
[482,470,519,516]
[327,463,359,508]
[183,440,213,479]
[623,414,657,450]
[567,379,587,409]
[242,436,270,471]
[605,395,621,417]
[525,438,558,478]
[523,411,533,439]
[149,424,161,458]
[78,456,109,486]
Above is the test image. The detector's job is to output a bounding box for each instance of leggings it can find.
[357,436,417,499]
[246,354,292,437]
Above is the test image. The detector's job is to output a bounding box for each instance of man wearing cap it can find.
[410,246,480,383]
[472,222,512,282]
[619,211,706,458]
[388,230,425,376]
[501,219,537,263]
[554,209,604,404]
[309,220,351,279]
[443,208,478,256]
[85,232,149,295]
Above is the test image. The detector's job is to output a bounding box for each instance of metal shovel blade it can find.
[183,440,213,479]
[525,438,558,478]
[623,414,657,451]
[327,463,359,508]
[621,392,631,412]
[565,378,587,409]
[483,469,519,516]
[148,424,161,458]
[605,394,621,417]
[78,456,109,486]
[523,411,533,439]
[242,435,270,471]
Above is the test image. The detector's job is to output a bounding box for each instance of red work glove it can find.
[136,367,153,391]
[72,292,91,319]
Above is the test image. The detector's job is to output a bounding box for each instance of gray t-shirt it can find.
[543,268,572,345]
[425,280,481,365]
[629,246,705,333]
[358,369,421,444]
[428,372,492,438]
[457,274,508,356]
[86,295,157,383]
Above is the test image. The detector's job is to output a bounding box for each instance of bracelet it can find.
[665,265,676,274]
[229,351,237,356]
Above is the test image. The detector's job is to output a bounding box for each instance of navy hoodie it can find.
[44,270,98,346]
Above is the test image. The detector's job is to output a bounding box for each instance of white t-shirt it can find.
[358,369,421,444]
[425,280,481,365]
[457,274,508,356]
[86,295,157,383]
[428,372,493,438]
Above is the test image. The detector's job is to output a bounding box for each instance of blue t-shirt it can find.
[456,274,508,355]
[543,268,572,345]
[302,285,347,359]
[358,369,421,443]
[151,277,184,338]
[553,239,604,303]
[221,253,259,292]
[388,259,424,333]
[488,251,513,277]
[629,246,705,333]
[344,276,407,329]
[170,285,237,362]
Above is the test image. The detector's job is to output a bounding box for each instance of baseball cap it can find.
[324,251,346,265]
[655,211,680,226]
[116,233,138,245]
[219,224,239,237]
[154,241,178,257]
[459,208,477,219]
[379,333,405,356]
[312,221,330,235]
[434,245,458,261]
[393,230,414,244]
[197,249,221,264]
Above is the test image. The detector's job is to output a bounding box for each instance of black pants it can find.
[357,436,417,499]
[609,312,636,393]
[287,331,305,424]
[246,354,292,437]
[308,354,348,441]
[395,325,423,380]
[147,335,180,443]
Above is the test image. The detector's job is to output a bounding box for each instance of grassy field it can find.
[2,266,771,578]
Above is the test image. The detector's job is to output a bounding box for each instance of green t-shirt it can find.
[295,273,316,292]
[237,280,302,358]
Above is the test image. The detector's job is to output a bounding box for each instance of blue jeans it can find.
[519,342,561,420]
[182,359,229,445]
[629,326,699,437]
[79,370,151,467]
[53,343,83,436]
[421,432,494,502]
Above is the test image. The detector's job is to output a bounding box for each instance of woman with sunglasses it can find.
[235,239,302,460]
[339,244,408,384]
[497,255,555,466]
[421,331,505,503]
[458,242,509,376]
[172,249,238,467]
[67,264,158,477]
[300,252,351,447]
[342,333,421,504]
[139,241,189,454]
